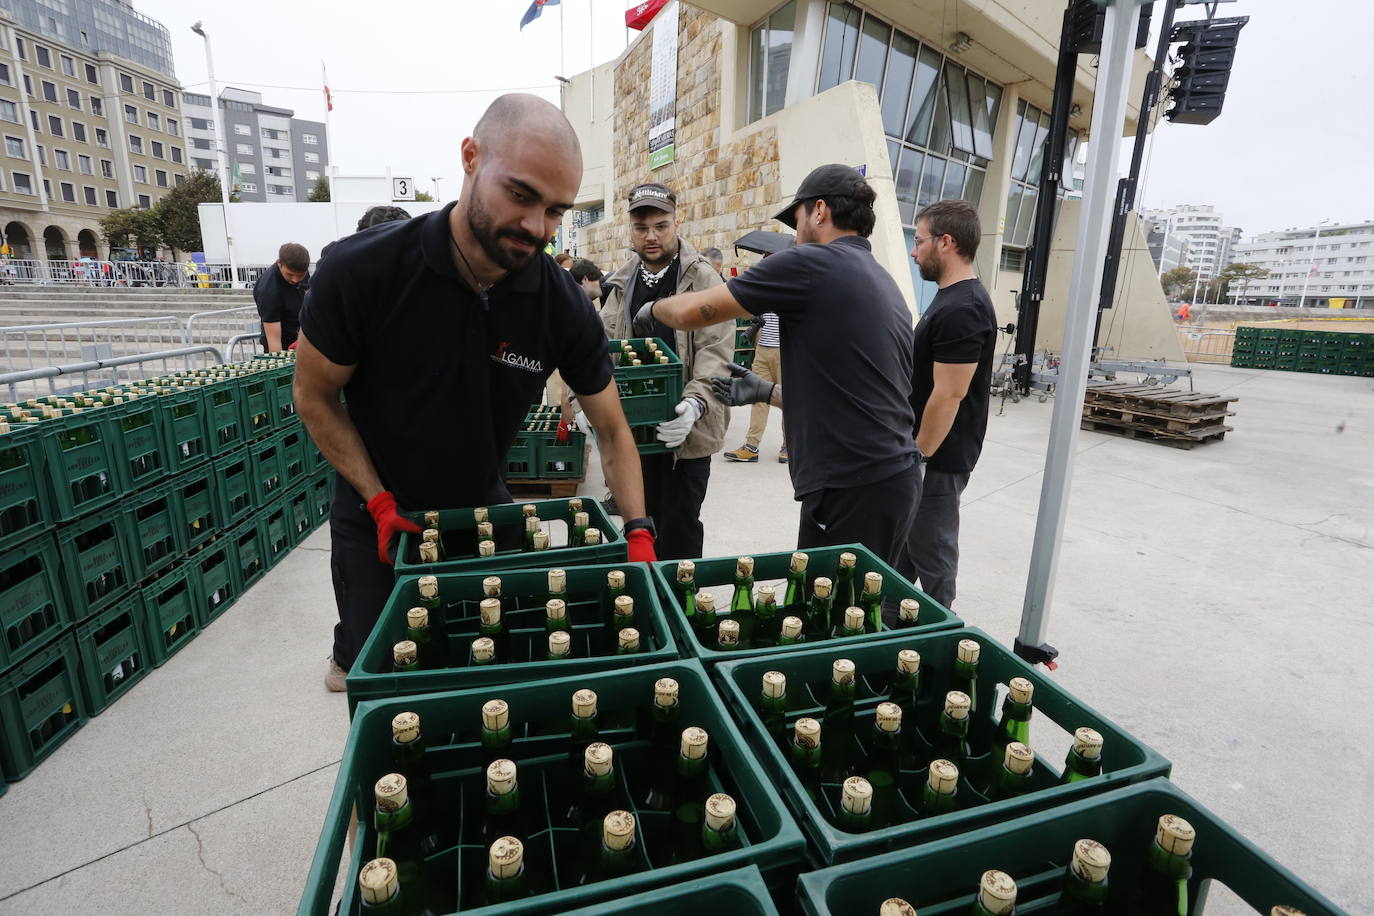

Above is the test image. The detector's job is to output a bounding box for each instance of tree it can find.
[413,190,435,202]
[99,207,163,252]
[1160,266,1197,299]
[307,176,331,202]
[1215,262,1269,301]
[153,170,224,255]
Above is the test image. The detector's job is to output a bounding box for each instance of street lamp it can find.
[431,177,442,201]
[191,21,239,288]
[1297,218,1336,309]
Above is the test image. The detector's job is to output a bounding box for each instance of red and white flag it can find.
[322,63,333,112]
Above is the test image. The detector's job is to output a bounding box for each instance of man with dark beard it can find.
[900,199,997,608]
[295,93,655,692]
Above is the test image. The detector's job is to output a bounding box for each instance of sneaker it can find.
[324,658,347,692]
[777,446,789,464]
[723,444,759,463]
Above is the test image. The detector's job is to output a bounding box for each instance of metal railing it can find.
[1175,325,1237,364]
[185,306,261,348]
[0,258,269,288]
[0,345,225,401]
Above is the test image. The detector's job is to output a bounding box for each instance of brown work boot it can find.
[324,657,347,692]
[777,445,789,464]
[723,444,759,463]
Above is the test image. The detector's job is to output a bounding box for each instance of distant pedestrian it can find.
[569,258,607,307]
[702,247,725,278]
[555,252,573,269]
[253,242,310,352]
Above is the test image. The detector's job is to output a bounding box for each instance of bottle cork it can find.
[607,569,626,590]
[832,658,856,686]
[424,510,440,528]
[476,521,494,541]
[418,541,439,564]
[546,598,567,622]
[614,595,635,618]
[680,726,708,759]
[928,759,959,795]
[524,515,541,535]
[790,551,809,573]
[358,858,399,904]
[757,584,777,606]
[548,631,571,657]
[374,773,408,811]
[1008,677,1034,704]
[736,556,754,577]
[978,870,1017,915]
[1270,908,1306,916]
[521,504,537,518]
[843,607,865,630]
[582,527,601,545]
[473,507,489,524]
[643,337,655,349]
[573,510,589,528]
[875,702,902,733]
[944,691,971,720]
[677,559,695,582]
[406,607,428,629]
[393,640,417,667]
[548,569,566,593]
[481,576,502,598]
[1073,727,1104,760]
[603,810,636,851]
[957,638,981,664]
[879,899,917,916]
[486,758,517,795]
[718,619,741,646]
[422,527,441,545]
[482,699,509,731]
[655,677,679,708]
[631,358,642,367]
[392,711,421,744]
[813,577,833,599]
[697,591,716,613]
[1070,838,1111,884]
[863,571,882,595]
[572,688,598,718]
[618,628,640,651]
[794,717,820,749]
[480,598,502,626]
[762,670,786,699]
[488,836,523,879]
[704,793,736,831]
[531,531,548,550]
[1004,742,1034,775]
[418,575,439,600]
[781,616,804,640]
[472,637,496,662]
[1155,814,1196,856]
[568,497,583,513]
[841,776,873,815]
[897,649,921,675]
[584,742,614,777]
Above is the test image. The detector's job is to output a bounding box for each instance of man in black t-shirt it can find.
[901,199,998,608]
[628,164,920,571]
[295,94,655,692]
[253,242,310,351]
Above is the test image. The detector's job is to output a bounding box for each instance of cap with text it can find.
[628,182,677,213]
[772,163,869,229]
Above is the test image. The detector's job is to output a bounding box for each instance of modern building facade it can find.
[181,87,328,203]
[0,2,188,262]
[1139,203,1241,282]
[1230,220,1374,309]
[1145,221,1189,275]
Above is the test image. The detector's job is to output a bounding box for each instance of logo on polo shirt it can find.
[491,341,543,373]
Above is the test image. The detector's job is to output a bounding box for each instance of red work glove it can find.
[366,490,422,566]
[556,420,572,443]
[625,528,657,564]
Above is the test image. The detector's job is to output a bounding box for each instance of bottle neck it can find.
[480,724,512,749]
[486,785,521,814]
[789,740,821,768]
[1062,866,1110,904]
[375,799,415,833]
[571,712,599,738]
[1147,842,1193,881]
[761,693,787,716]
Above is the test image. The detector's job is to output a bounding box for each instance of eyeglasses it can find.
[912,234,945,247]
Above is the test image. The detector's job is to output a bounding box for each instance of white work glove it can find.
[574,409,594,439]
[656,398,703,449]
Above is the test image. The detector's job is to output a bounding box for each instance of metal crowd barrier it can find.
[0,259,268,288]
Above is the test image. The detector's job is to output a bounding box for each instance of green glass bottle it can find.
[547,630,572,661]
[834,606,866,639]
[605,569,627,619]
[701,792,741,853]
[820,658,856,783]
[481,758,527,845]
[571,510,589,547]
[393,640,419,673]
[641,677,681,809]
[731,556,756,615]
[887,649,921,722]
[1060,727,1104,784]
[1053,838,1112,915]
[390,712,434,811]
[667,726,711,863]
[416,573,441,612]
[521,503,538,520]
[548,568,568,605]
[357,857,407,914]
[759,670,788,742]
[478,538,497,558]
[522,515,542,552]
[566,742,618,837]
[475,520,495,554]
[372,773,438,910]
[470,636,497,666]
[421,528,444,560]
[1124,815,1195,916]
[616,627,641,655]
[482,836,531,904]
[865,701,903,826]
[859,571,884,632]
[546,598,571,635]
[919,758,960,817]
[405,607,448,670]
[971,869,1018,916]
[789,717,823,801]
[612,594,636,632]
[675,559,697,606]
[423,509,441,531]
[418,539,440,566]
[715,618,741,652]
[478,598,508,663]
[806,577,834,639]
[569,688,600,768]
[578,810,642,884]
[584,526,603,546]
[783,551,809,616]
[778,615,806,646]
[836,775,873,833]
[953,638,981,720]
[481,699,513,766]
[753,584,780,647]
[692,591,719,644]
[988,741,1035,801]
[566,496,583,527]
[930,690,972,767]
[832,552,858,631]
[996,677,1034,753]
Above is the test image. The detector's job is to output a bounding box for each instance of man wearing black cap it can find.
[630,164,920,569]
[592,181,733,559]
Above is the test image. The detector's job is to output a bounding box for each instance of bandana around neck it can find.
[638,255,677,290]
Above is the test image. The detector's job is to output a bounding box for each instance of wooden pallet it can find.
[1080,417,1232,449]
[507,478,582,498]
[1084,381,1239,417]
[1085,403,1234,432]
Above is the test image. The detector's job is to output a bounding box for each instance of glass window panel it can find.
[966,75,994,160]
[854,14,891,95]
[1010,102,1036,182]
[1014,187,1039,248]
[904,46,942,148]
[945,65,975,155]
[1004,183,1024,243]
[818,2,862,91]
[984,82,1003,132]
[765,1,795,117]
[749,25,766,122]
[963,167,986,207]
[881,32,917,137]
[927,67,952,155]
[942,160,967,202]
[887,139,900,171]
[896,148,923,225]
[1025,111,1051,185]
[917,155,945,209]
[1062,132,1080,192]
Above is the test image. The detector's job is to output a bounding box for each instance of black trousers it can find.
[797,462,922,573]
[328,478,396,671]
[641,452,711,561]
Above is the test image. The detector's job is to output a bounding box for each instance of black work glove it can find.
[710,362,775,407]
[744,315,765,345]
[630,302,659,338]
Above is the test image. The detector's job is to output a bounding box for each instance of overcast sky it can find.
[141,0,1369,240]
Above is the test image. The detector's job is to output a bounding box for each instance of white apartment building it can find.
[181,87,327,203]
[1231,220,1374,309]
[1140,203,1240,281]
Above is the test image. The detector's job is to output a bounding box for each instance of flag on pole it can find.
[322,63,333,112]
[626,0,668,30]
[231,161,243,193]
[520,0,560,29]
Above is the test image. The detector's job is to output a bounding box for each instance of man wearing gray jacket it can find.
[597,182,732,559]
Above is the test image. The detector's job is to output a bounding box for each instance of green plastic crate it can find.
[156,386,211,473]
[74,594,151,714]
[140,563,200,666]
[536,434,586,478]
[239,373,273,439]
[56,507,134,621]
[611,336,684,425]
[268,363,297,428]
[393,498,626,579]
[0,630,86,781]
[278,427,309,488]
[300,660,806,916]
[512,406,588,479]
[248,434,285,509]
[797,779,1342,915]
[309,471,333,528]
[715,627,1171,865]
[305,429,327,473]
[347,563,683,712]
[506,429,538,479]
[169,463,219,551]
[560,865,779,916]
[38,407,120,521]
[0,421,49,552]
[650,544,962,664]
[201,377,245,457]
[0,534,67,671]
[257,498,292,567]
[189,535,240,628]
[213,450,255,529]
[108,396,166,492]
[231,518,267,591]
[287,484,313,544]
[125,483,181,580]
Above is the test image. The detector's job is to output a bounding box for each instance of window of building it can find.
[266,147,287,159]
[23,74,33,96]
[54,149,70,170]
[36,145,45,166]
[305,169,320,181]
[78,154,92,174]
[16,38,26,61]
[90,96,102,116]
[267,166,292,178]
[72,122,86,143]
[240,181,257,193]
[129,134,142,154]
[175,173,185,186]
[4,136,25,158]
[85,63,98,85]
[167,118,178,136]
[133,164,147,182]
[155,169,167,187]
[0,100,18,124]
[138,193,151,209]
[171,146,182,164]
[100,159,113,178]
[151,141,164,159]
[47,115,64,137]
[162,89,174,108]
[42,179,52,200]
[60,54,75,76]
[119,73,133,93]
[268,184,293,196]
[302,133,318,145]
[29,110,39,132]
[192,137,212,150]
[190,117,211,131]
[42,80,58,102]
[35,46,51,68]
[233,123,250,136]
[239,162,257,175]
[0,63,11,87]
[1000,99,1079,250]
[105,188,117,207]
[124,104,139,124]
[12,171,33,194]
[194,157,214,170]
[142,80,155,101]
[95,128,109,148]
[304,151,319,163]
[66,87,81,110]
[748,1,796,122]
[236,143,253,156]
[147,112,160,131]
[82,185,96,205]
[60,181,75,202]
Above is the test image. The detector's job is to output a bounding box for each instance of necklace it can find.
[450,234,493,294]
[638,255,676,290]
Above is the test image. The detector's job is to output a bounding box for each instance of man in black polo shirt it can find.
[630,164,920,570]
[295,94,655,692]
[900,199,997,609]
[253,242,310,351]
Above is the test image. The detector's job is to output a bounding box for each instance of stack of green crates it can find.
[0,352,336,785]
[1232,325,1374,376]
[733,317,756,370]
[609,337,683,455]
[506,405,587,481]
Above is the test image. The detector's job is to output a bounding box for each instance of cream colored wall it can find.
[560,58,617,208]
